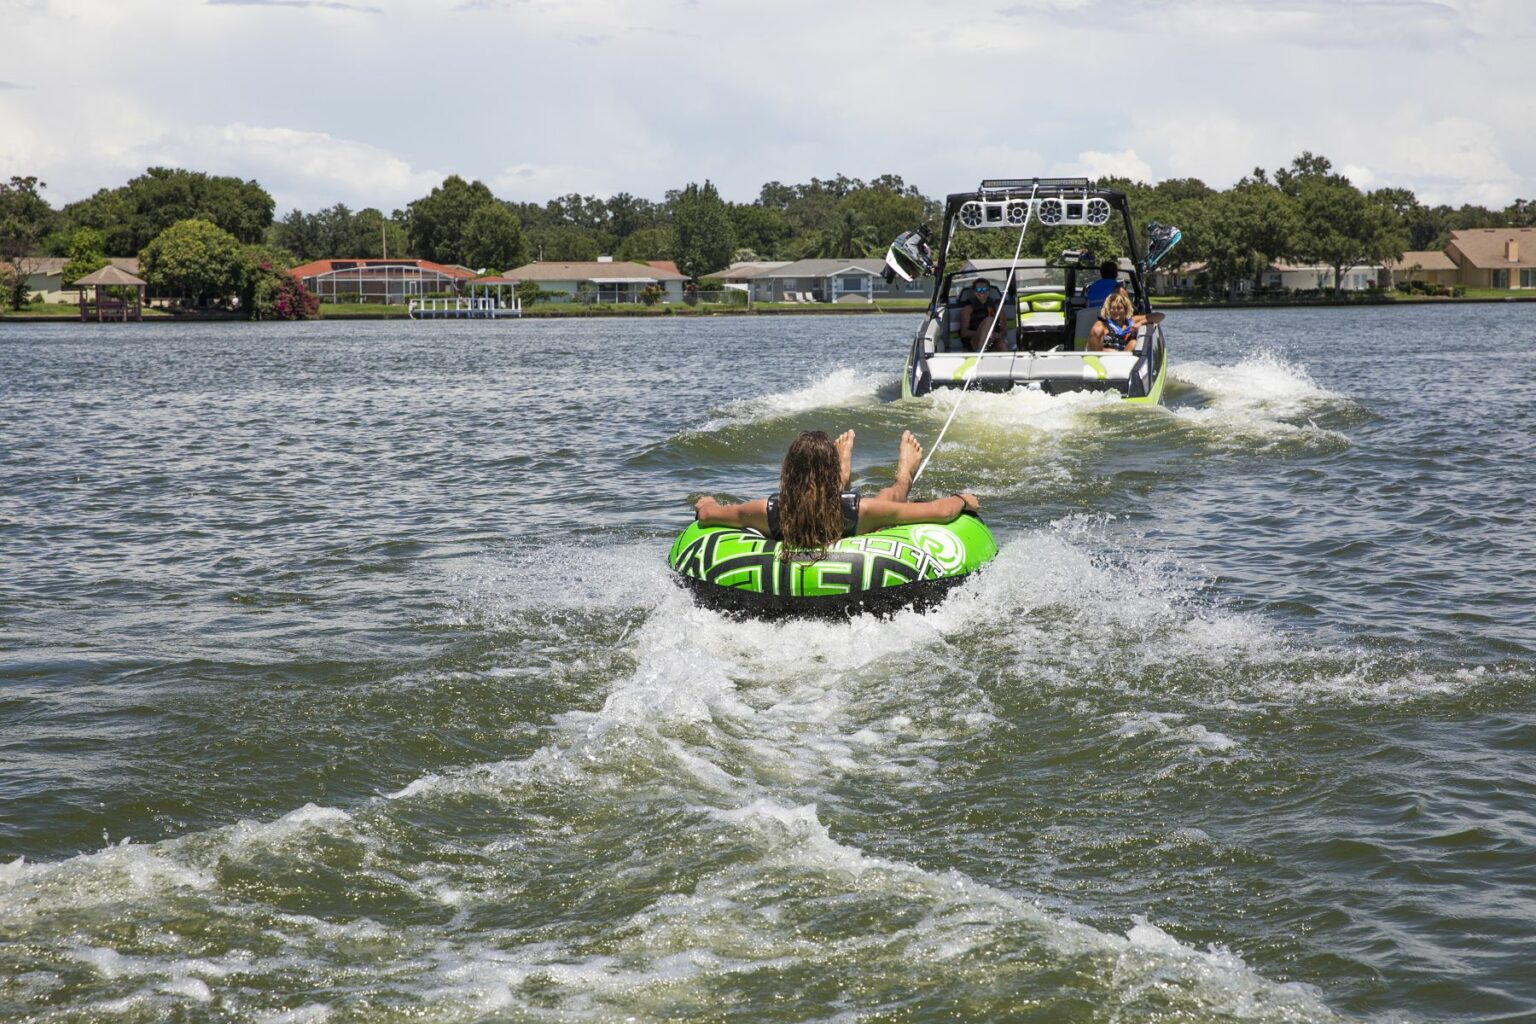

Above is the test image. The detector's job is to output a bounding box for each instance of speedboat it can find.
[883,178,1181,403]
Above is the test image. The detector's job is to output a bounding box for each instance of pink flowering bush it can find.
[240,248,319,320]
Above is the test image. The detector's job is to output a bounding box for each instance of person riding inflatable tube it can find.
[670,429,997,619]
[669,513,996,619]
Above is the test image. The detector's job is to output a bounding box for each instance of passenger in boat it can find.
[958,278,1009,353]
[1086,288,1165,353]
[693,430,980,557]
[1082,260,1120,307]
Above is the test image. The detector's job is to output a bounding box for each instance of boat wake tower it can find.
[885,178,1181,404]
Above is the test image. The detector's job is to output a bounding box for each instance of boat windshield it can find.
[1013,265,1069,290]
[945,264,1067,300]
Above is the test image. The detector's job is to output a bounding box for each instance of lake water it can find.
[1,306,1533,1022]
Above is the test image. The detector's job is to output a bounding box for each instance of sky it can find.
[1,0,1532,214]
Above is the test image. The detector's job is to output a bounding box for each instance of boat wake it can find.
[1168,351,1355,450]
[5,519,1494,1020]
[695,367,892,433]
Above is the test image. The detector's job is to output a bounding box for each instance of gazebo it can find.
[74,264,147,322]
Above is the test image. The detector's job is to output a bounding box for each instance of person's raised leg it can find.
[876,430,921,502]
[834,430,855,490]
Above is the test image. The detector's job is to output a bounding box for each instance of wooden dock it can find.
[408,297,521,320]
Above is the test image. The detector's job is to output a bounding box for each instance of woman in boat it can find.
[1087,288,1165,352]
[959,278,1008,353]
[693,430,980,557]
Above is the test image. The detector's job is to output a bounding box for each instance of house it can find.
[290,259,477,304]
[746,258,931,303]
[1150,260,1383,295]
[15,257,142,303]
[1446,228,1536,289]
[497,258,688,303]
[704,262,786,301]
[702,262,788,301]
[705,261,789,284]
[1264,261,1385,293]
[1149,261,1206,295]
[1383,250,1460,289]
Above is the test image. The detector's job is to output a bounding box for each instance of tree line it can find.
[265,171,935,282]
[945,153,1536,296]
[4,156,1535,311]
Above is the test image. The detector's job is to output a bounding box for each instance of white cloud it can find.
[1340,164,1376,189]
[206,0,382,11]
[491,162,620,202]
[1066,149,1155,185]
[1,0,1531,212]
[1358,105,1523,207]
[0,95,444,210]
[152,124,445,211]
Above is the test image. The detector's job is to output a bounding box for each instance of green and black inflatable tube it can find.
[667,514,998,619]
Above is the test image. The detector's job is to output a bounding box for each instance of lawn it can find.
[318,303,412,317]
[1151,290,1536,308]
[1434,287,1536,300]
[1,302,170,318]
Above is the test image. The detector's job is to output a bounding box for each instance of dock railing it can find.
[408,296,521,319]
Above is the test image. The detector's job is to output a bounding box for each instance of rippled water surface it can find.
[2,306,1533,1022]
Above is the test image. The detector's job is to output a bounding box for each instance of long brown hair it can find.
[778,430,844,560]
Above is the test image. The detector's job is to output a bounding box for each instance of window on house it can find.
[838,275,864,291]
[1492,269,1509,288]
[1521,268,1535,287]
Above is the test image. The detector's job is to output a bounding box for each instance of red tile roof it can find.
[499,260,687,282]
[289,258,477,279]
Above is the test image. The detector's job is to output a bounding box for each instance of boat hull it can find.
[903,325,1168,405]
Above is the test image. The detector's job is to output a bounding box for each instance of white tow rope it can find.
[912,182,1038,486]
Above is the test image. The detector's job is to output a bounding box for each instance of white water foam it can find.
[670,798,1337,1019]
[1106,711,1242,779]
[1,838,216,927]
[697,366,890,432]
[4,517,1476,1020]
[928,516,1486,708]
[927,383,1122,436]
[1170,351,1351,448]
[1174,351,1339,406]
[350,531,1376,1017]
[452,540,671,620]
[255,1007,332,1024]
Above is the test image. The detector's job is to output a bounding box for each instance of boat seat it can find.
[1017,290,1066,328]
[1073,308,1099,350]
[927,352,1018,386]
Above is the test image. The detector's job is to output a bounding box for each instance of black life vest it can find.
[765,491,860,542]
[965,292,1000,326]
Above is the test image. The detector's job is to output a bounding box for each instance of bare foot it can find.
[895,430,921,483]
[835,430,855,489]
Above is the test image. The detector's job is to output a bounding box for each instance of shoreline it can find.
[5,293,1535,324]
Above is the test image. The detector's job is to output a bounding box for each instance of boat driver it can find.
[958,277,1008,353]
[1082,260,1120,307]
